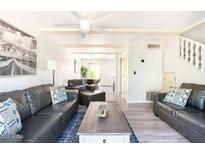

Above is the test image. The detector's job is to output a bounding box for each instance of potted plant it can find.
[81,66,88,78]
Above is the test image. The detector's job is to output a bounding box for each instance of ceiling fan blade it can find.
[53,24,79,27]
[90,13,112,24]
[91,25,108,34]
[70,11,82,20]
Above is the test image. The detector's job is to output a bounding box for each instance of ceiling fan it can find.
[54,12,111,38]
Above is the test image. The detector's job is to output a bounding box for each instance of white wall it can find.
[163,36,205,86]
[127,36,205,103]
[0,17,74,92]
[128,40,163,103]
[37,34,74,86]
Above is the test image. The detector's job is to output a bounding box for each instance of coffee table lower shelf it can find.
[78,134,130,143]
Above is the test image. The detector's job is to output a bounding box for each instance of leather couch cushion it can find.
[0,90,31,121]
[19,114,62,143]
[191,88,205,111]
[36,100,77,118]
[25,84,52,115]
[157,101,186,116]
[79,91,105,105]
[86,79,95,84]
[75,85,87,91]
[68,79,84,87]
[67,79,87,91]
[176,108,205,136]
[180,83,200,89]
[180,83,205,110]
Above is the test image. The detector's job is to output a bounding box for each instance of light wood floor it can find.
[79,87,190,143]
[121,103,190,143]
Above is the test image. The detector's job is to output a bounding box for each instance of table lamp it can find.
[47,60,56,86]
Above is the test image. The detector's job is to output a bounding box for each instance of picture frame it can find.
[0,19,37,76]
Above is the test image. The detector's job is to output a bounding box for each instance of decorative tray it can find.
[96,103,108,118]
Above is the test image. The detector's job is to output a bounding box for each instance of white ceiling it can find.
[182,22,205,44]
[95,12,205,30]
[1,11,205,49]
[1,11,204,30]
[74,53,116,59]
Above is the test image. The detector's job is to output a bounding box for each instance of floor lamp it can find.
[47,60,56,86]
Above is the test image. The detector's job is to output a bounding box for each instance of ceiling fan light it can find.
[81,12,89,17]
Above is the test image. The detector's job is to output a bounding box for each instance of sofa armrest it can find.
[65,85,87,91]
[155,92,167,102]
[153,92,167,116]
[65,86,79,90]
[0,135,23,143]
[66,89,79,102]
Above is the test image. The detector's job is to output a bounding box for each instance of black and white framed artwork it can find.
[0,19,37,76]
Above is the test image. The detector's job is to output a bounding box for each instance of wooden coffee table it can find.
[77,102,132,143]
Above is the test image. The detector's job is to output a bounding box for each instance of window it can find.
[88,64,100,79]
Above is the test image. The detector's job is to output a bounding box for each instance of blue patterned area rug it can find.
[57,112,138,143]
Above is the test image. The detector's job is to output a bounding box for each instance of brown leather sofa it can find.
[0,84,79,143]
[154,83,205,142]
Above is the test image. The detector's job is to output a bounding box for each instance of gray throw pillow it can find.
[163,87,177,103]
[50,86,68,105]
[171,88,192,107]
[163,87,192,107]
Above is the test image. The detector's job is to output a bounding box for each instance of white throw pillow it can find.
[163,86,177,103]
[0,98,22,137]
[50,86,68,105]
[163,87,192,107]
[171,88,192,107]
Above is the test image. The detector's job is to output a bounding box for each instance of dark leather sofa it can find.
[67,79,87,91]
[154,83,205,142]
[0,84,79,143]
[66,79,100,91]
[66,79,105,106]
[80,91,105,106]
[86,79,100,91]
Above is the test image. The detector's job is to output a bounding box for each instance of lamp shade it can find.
[47,60,56,70]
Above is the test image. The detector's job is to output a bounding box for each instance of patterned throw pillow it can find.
[50,86,68,105]
[163,87,177,103]
[0,98,22,137]
[163,87,192,107]
[171,88,192,107]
